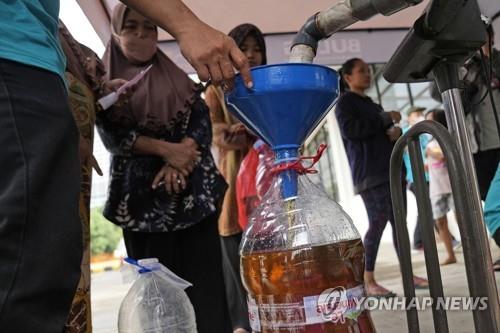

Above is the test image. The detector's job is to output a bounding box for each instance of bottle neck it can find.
[273,145,300,199]
[274,145,300,165]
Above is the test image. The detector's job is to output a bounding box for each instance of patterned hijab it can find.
[102,3,196,130]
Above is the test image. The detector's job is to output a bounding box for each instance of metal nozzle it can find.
[290,0,422,63]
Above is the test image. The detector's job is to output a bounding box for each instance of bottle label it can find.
[304,285,365,325]
[247,296,261,332]
[247,285,365,331]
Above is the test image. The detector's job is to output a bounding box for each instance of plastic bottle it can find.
[240,173,376,333]
[118,258,197,333]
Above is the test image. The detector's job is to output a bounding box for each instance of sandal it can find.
[413,276,429,289]
[367,291,397,298]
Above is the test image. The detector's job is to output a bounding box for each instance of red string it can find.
[272,144,328,175]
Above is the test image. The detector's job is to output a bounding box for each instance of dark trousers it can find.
[409,182,427,248]
[221,233,251,331]
[360,183,399,272]
[123,215,232,333]
[0,59,82,332]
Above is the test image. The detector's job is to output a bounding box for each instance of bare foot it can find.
[441,257,457,266]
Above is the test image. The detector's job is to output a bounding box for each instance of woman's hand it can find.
[159,138,200,176]
[103,79,128,95]
[389,111,402,124]
[152,164,187,194]
[386,126,402,142]
[102,78,137,106]
[230,123,247,133]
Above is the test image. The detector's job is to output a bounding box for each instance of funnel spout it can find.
[275,146,300,199]
[289,0,422,63]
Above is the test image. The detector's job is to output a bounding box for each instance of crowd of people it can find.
[0,1,498,333]
[335,41,499,294]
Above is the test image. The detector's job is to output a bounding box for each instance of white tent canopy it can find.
[77,0,429,44]
[77,0,500,72]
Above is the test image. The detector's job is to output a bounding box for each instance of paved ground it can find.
[367,241,500,333]
[91,241,500,333]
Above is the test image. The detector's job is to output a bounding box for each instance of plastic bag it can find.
[236,140,274,230]
[255,140,274,200]
[118,258,197,333]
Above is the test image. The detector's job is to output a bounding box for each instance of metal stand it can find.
[384,1,500,331]
[391,121,449,333]
[389,62,500,332]
[439,87,500,331]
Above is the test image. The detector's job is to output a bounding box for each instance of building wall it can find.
[159,29,411,74]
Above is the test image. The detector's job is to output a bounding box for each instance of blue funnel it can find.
[226,63,339,198]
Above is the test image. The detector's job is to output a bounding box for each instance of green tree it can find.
[90,207,122,256]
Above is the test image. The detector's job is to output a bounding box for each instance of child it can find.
[426,109,457,265]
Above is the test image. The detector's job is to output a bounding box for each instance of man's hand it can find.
[177,22,252,90]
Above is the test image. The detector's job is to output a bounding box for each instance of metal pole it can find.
[390,140,420,333]
[407,137,449,333]
[440,88,500,332]
[441,89,483,222]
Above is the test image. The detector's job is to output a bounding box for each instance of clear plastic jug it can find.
[118,258,197,333]
[240,172,376,333]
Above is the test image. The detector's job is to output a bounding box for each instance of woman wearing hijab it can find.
[59,21,133,333]
[97,4,229,332]
[205,23,267,333]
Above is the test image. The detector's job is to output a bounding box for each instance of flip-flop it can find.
[414,283,429,289]
[415,284,429,290]
[413,277,429,289]
[367,291,397,298]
